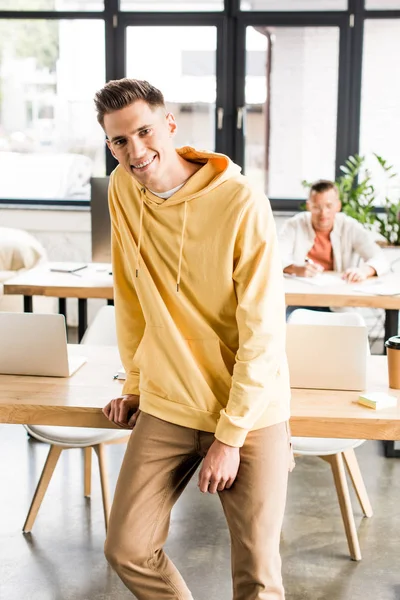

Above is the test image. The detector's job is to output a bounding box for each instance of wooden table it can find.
[1,346,399,442]
[285,272,400,343]
[4,263,113,341]
[4,265,400,342]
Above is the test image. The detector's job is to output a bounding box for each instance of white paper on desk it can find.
[286,273,347,287]
[352,281,400,296]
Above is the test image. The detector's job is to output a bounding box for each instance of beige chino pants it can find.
[105,412,292,600]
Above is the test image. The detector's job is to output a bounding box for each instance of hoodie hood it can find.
[128,147,243,290]
[130,146,242,208]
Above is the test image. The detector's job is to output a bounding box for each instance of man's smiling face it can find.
[104,100,178,191]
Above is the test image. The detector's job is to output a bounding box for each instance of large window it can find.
[244,25,339,198]
[126,26,217,151]
[241,0,347,10]
[0,18,105,201]
[121,0,223,11]
[0,0,104,10]
[1,1,399,208]
[360,19,400,199]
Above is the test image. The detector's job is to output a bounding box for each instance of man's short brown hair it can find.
[309,179,339,198]
[94,78,165,128]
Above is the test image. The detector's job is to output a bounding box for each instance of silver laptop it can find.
[286,324,368,391]
[0,313,87,377]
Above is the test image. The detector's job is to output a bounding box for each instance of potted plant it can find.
[336,153,400,248]
[302,154,400,271]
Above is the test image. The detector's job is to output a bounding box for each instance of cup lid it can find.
[385,335,400,349]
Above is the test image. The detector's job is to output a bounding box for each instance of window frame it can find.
[0,0,399,210]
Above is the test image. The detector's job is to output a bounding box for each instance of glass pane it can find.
[241,0,347,11]
[121,0,223,11]
[126,26,217,151]
[360,20,400,200]
[244,26,339,198]
[0,0,103,10]
[0,20,105,200]
[365,0,400,8]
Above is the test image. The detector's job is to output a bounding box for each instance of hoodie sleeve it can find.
[109,175,146,396]
[214,192,288,447]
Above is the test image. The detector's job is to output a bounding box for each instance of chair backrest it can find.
[81,305,117,346]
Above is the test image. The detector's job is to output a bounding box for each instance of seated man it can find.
[279,179,389,282]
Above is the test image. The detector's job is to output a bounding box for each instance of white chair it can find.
[23,305,129,533]
[287,309,373,561]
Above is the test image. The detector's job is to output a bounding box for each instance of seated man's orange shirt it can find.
[307,230,334,271]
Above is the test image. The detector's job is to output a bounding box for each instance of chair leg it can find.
[93,444,110,532]
[23,445,63,533]
[84,447,92,498]
[324,453,362,561]
[343,448,373,518]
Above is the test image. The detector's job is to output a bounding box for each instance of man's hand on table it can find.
[342,266,376,283]
[198,439,240,494]
[103,394,140,428]
[284,262,324,278]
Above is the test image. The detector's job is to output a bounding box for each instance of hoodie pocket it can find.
[135,330,233,406]
[186,338,233,396]
[133,328,169,399]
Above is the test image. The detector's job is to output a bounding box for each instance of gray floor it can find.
[0,425,399,600]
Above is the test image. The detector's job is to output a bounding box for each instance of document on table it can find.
[352,280,400,296]
[285,273,347,287]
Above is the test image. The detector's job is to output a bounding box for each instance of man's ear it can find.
[305,198,311,211]
[166,112,177,137]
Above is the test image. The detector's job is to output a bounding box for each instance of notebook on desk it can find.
[286,324,368,391]
[0,313,87,377]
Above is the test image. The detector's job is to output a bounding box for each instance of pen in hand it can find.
[305,257,324,272]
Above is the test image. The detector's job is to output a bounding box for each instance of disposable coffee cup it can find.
[385,336,400,389]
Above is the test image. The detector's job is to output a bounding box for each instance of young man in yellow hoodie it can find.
[95,78,293,600]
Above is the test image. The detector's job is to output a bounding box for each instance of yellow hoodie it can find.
[109,147,290,447]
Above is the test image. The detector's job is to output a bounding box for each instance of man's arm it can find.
[109,176,146,396]
[278,218,297,272]
[283,262,322,277]
[215,192,289,448]
[279,218,321,277]
[199,193,290,494]
[348,220,390,278]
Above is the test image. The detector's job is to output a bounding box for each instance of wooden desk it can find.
[1,346,399,442]
[4,264,400,342]
[4,263,113,341]
[285,272,400,342]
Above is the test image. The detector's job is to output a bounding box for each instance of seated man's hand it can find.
[102,394,140,428]
[342,266,376,283]
[198,439,240,494]
[284,262,323,278]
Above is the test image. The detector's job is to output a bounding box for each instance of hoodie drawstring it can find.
[136,191,145,278]
[176,200,188,292]
[135,189,187,292]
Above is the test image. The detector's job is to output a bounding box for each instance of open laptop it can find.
[286,324,368,391]
[0,313,87,377]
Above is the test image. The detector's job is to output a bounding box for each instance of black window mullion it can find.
[105,0,120,174]
[335,15,352,177]
[215,18,228,155]
[346,0,365,159]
